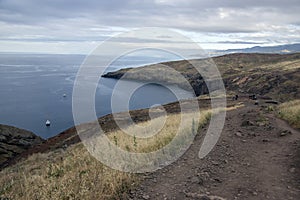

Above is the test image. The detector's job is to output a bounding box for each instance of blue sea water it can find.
[0,53,194,139]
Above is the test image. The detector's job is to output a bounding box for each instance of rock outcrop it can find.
[0,124,44,166]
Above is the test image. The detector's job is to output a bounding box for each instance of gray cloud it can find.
[1,0,300,30]
[0,0,299,53]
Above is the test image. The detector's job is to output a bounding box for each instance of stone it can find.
[18,139,32,147]
[289,167,296,173]
[214,178,222,183]
[190,176,204,185]
[142,194,150,200]
[200,196,210,200]
[262,139,270,143]
[258,122,266,127]
[280,130,292,137]
[248,132,257,137]
[211,161,219,166]
[235,132,242,137]
[0,135,6,142]
[241,120,255,126]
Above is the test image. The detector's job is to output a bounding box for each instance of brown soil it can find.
[128,98,300,200]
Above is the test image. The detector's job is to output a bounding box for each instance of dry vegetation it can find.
[107,111,211,153]
[278,99,300,129]
[0,143,135,200]
[0,110,213,200]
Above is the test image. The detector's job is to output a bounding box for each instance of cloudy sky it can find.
[0,0,300,54]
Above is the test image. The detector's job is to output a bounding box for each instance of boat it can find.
[45,120,51,126]
[63,94,67,97]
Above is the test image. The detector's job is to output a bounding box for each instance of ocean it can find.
[0,53,194,139]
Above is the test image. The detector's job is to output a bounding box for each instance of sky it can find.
[0,0,300,54]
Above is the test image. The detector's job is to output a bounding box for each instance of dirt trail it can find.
[129,99,300,200]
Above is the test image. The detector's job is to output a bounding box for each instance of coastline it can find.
[2,52,300,169]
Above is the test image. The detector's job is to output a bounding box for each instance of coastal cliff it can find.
[102,53,300,100]
[0,124,44,166]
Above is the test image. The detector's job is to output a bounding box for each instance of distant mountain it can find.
[214,43,300,55]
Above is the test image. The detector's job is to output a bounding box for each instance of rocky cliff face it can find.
[102,64,213,96]
[0,124,44,166]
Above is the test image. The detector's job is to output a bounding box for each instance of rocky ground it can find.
[0,124,43,166]
[128,98,300,200]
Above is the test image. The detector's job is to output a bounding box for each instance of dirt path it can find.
[128,99,300,200]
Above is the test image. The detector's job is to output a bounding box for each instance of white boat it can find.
[63,94,67,97]
[46,120,51,126]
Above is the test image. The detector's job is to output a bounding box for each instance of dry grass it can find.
[278,99,300,129]
[108,111,211,153]
[0,144,135,200]
[0,109,213,200]
[261,59,300,71]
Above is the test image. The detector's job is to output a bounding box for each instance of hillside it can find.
[0,124,44,166]
[103,53,300,101]
[0,53,299,199]
[0,98,299,199]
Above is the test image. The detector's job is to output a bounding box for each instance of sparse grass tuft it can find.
[266,105,275,112]
[278,99,300,129]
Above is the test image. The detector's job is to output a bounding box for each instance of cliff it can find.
[102,53,300,100]
[0,124,44,166]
